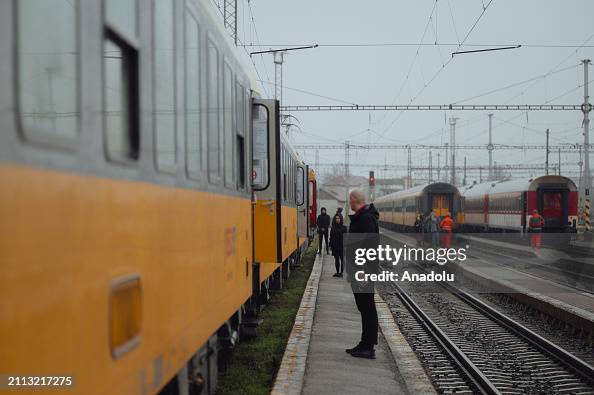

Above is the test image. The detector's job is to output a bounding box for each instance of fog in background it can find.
[228,0,594,183]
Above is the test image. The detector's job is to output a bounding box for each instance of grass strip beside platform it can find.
[216,240,318,395]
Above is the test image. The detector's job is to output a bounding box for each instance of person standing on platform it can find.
[425,211,440,247]
[440,213,455,248]
[345,189,379,359]
[414,214,424,245]
[334,207,344,224]
[330,215,347,277]
[316,207,331,254]
[528,209,545,249]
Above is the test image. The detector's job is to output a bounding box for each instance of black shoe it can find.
[338,273,343,277]
[345,343,363,354]
[332,273,339,277]
[350,348,376,359]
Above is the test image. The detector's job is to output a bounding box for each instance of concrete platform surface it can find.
[272,251,435,395]
[301,253,409,395]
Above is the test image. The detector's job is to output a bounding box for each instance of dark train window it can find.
[236,83,246,190]
[236,135,245,190]
[154,0,176,170]
[282,147,287,201]
[185,11,201,176]
[207,38,220,180]
[103,0,140,161]
[17,0,79,144]
[103,34,139,161]
[223,62,235,188]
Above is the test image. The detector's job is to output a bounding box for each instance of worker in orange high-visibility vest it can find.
[528,209,545,249]
[439,213,455,248]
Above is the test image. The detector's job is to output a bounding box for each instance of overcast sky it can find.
[232,0,594,183]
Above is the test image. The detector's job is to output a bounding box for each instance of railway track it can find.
[380,264,594,394]
[462,235,594,296]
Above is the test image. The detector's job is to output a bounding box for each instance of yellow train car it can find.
[0,0,300,394]
[252,100,308,296]
[374,183,462,231]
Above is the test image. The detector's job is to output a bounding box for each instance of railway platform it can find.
[271,252,435,395]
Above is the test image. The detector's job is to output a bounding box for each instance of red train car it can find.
[308,169,317,237]
[462,175,578,233]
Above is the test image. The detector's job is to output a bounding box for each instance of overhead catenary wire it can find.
[246,0,273,97]
[241,42,594,49]
[377,0,496,138]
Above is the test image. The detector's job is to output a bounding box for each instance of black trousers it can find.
[318,230,329,252]
[353,292,378,347]
[334,253,343,273]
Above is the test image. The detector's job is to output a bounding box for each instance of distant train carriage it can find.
[462,175,578,233]
[375,183,462,231]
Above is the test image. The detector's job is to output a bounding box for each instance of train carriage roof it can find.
[463,175,577,198]
[375,182,459,204]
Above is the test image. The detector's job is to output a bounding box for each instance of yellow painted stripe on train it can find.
[0,164,252,395]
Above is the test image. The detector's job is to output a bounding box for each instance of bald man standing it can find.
[345,189,379,359]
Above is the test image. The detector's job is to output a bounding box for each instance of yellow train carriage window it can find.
[17,0,79,145]
[224,62,235,188]
[296,166,305,205]
[207,38,221,180]
[109,275,142,358]
[185,11,201,176]
[236,82,246,190]
[154,0,177,171]
[104,0,140,162]
[252,104,269,190]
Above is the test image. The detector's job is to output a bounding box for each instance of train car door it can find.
[308,170,317,236]
[431,194,450,217]
[521,192,527,233]
[296,165,308,243]
[539,188,567,231]
[252,98,282,274]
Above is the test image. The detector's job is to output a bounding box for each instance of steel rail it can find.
[387,277,501,394]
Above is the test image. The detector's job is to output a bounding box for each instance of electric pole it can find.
[488,114,494,180]
[463,157,467,186]
[273,52,284,105]
[444,143,449,182]
[450,118,458,185]
[545,128,550,176]
[223,0,238,45]
[429,151,433,183]
[437,152,441,181]
[407,146,412,188]
[344,141,350,213]
[582,59,592,237]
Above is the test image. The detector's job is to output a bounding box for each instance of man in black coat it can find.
[345,189,379,359]
[316,207,331,254]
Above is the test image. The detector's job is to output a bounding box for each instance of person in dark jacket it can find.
[316,208,331,254]
[330,214,347,277]
[345,189,379,359]
[332,207,344,227]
